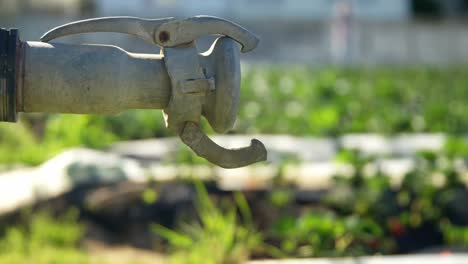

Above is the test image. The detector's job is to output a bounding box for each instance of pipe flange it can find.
[0,29,18,122]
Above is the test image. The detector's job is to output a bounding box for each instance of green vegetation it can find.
[270,211,391,257]
[265,149,468,257]
[155,151,468,260]
[152,182,262,264]
[239,67,468,135]
[0,209,94,264]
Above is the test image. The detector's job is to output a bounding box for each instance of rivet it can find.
[158,31,170,43]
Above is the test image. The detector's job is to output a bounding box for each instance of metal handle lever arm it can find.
[40,16,260,52]
[41,16,173,45]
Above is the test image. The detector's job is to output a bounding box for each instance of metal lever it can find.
[41,16,173,45]
[40,16,259,52]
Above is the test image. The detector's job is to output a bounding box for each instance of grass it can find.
[152,182,262,264]
[0,209,94,264]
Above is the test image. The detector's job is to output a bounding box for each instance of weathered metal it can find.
[40,16,259,52]
[20,41,170,114]
[0,29,18,122]
[2,16,267,168]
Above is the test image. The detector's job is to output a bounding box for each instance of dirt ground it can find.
[85,240,166,264]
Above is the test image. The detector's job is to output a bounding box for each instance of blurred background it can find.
[1,0,468,263]
[3,0,468,64]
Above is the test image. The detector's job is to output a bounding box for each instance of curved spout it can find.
[179,122,267,168]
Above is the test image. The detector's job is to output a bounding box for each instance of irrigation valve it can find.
[0,16,267,168]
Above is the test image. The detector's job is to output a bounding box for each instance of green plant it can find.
[270,212,390,257]
[320,150,468,254]
[441,220,468,246]
[0,209,94,264]
[238,66,468,135]
[152,182,261,264]
[444,136,468,158]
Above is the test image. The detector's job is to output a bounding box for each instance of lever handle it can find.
[41,16,172,45]
[40,16,259,52]
[180,122,267,168]
[155,16,259,52]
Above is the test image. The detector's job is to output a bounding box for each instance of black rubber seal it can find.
[0,28,18,122]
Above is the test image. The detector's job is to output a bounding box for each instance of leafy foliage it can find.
[152,182,261,264]
[270,212,390,257]
[0,209,93,264]
[256,148,468,258]
[238,67,468,135]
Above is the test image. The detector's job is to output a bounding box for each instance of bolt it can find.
[158,31,170,43]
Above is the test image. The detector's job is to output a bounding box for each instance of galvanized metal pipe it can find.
[19,41,171,114]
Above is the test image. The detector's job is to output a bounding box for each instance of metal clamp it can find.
[41,16,267,168]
